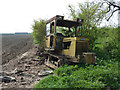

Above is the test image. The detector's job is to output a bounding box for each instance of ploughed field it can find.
[2,34,33,64]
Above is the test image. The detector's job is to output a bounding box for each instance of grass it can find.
[34,58,119,88]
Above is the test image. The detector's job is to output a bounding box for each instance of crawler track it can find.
[41,52,80,69]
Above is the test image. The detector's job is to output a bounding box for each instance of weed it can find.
[34,60,119,88]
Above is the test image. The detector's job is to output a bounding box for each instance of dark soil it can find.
[2,35,33,64]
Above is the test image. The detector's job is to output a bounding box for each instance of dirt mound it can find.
[2,35,33,64]
[1,46,50,88]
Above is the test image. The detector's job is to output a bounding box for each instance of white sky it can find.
[0,0,118,33]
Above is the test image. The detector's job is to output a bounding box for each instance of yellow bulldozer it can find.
[42,15,96,69]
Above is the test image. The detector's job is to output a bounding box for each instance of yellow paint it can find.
[83,52,96,64]
[62,37,76,57]
[46,36,50,48]
[62,37,89,57]
[45,36,96,64]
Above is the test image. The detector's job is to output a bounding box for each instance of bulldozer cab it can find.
[46,15,83,36]
[46,15,84,50]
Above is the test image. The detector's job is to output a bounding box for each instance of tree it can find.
[68,2,107,50]
[102,0,120,21]
[32,19,46,48]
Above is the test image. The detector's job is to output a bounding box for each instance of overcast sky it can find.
[0,0,118,33]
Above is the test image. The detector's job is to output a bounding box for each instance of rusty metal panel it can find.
[46,15,64,24]
[73,18,84,22]
[56,20,80,27]
[83,52,96,64]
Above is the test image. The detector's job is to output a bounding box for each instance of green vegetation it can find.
[68,1,118,60]
[32,19,46,47]
[93,26,118,60]
[34,60,119,88]
[68,2,108,50]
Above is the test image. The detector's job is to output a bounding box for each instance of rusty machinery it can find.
[42,15,96,69]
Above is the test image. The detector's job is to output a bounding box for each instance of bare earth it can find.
[2,35,33,64]
[1,35,49,88]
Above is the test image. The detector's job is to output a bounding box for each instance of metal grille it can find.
[76,42,89,56]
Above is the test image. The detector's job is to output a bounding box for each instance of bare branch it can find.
[107,1,120,10]
[103,0,120,21]
[107,9,119,21]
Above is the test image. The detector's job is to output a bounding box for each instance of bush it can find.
[54,65,79,77]
[32,19,46,47]
[34,75,59,88]
[93,27,118,60]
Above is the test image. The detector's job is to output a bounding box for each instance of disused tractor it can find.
[42,15,96,69]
